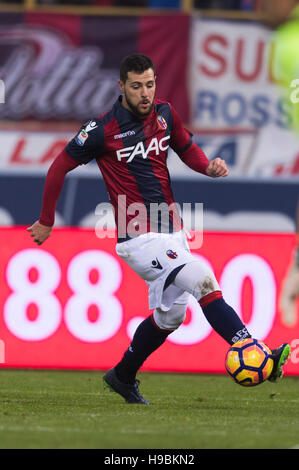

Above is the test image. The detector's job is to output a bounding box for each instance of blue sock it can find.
[201,296,251,345]
[115,315,171,384]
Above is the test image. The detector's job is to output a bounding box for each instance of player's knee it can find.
[153,304,187,331]
[174,261,221,301]
[194,274,220,299]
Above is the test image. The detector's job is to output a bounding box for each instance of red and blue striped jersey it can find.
[63,96,209,239]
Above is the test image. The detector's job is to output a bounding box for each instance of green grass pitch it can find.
[0,369,298,449]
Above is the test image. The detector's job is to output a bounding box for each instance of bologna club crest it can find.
[157,115,167,130]
[166,249,178,259]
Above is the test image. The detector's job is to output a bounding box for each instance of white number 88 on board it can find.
[4,249,123,342]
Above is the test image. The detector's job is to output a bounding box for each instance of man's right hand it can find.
[27,221,52,245]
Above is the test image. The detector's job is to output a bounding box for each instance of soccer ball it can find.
[225,338,274,387]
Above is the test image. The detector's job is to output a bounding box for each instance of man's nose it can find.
[141,86,149,98]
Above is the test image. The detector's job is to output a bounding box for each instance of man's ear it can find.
[118,79,125,92]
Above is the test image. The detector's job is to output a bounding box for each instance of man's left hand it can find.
[206,157,229,178]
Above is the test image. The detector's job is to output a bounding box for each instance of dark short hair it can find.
[120,54,155,83]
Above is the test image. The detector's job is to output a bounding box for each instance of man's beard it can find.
[124,91,154,118]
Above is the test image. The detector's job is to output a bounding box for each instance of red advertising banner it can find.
[0,227,298,375]
[0,13,190,123]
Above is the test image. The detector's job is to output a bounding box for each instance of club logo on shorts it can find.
[157,115,167,130]
[166,250,178,259]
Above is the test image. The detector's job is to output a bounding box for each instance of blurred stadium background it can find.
[0,0,298,377]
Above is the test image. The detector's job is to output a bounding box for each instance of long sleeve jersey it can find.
[39,96,210,240]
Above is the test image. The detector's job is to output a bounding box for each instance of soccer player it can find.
[264,0,299,326]
[279,200,299,326]
[27,54,290,404]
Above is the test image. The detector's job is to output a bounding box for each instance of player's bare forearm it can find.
[27,220,52,245]
[206,157,229,178]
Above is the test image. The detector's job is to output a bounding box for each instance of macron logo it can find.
[116,136,170,162]
[114,130,136,140]
[85,121,98,132]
